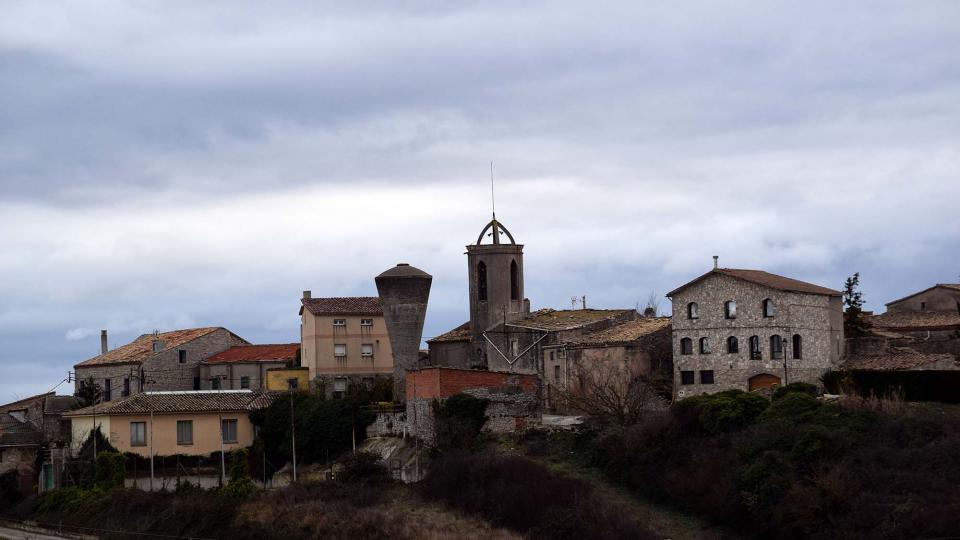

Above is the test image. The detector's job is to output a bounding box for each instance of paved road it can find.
[0,525,74,540]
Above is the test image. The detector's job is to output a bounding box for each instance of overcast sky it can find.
[1,1,958,401]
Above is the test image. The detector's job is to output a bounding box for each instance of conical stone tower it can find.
[375,263,432,402]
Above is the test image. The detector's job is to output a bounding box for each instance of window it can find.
[792,334,802,359]
[549,350,555,361]
[334,344,347,358]
[211,377,221,390]
[177,420,193,445]
[763,299,776,318]
[511,339,519,356]
[221,419,238,444]
[749,336,761,360]
[687,302,699,320]
[130,422,146,446]
[771,335,784,360]
[727,336,739,353]
[289,378,300,391]
[360,318,373,327]
[122,377,130,397]
[193,377,200,390]
[724,301,737,319]
[920,301,926,311]
[680,337,693,355]
[680,370,695,385]
[699,370,715,384]
[510,259,520,300]
[240,376,250,389]
[103,378,112,402]
[178,350,187,364]
[477,261,488,301]
[361,344,374,358]
[333,319,346,328]
[699,337,711,354]
[333,378,347,399]
[554,365,561,381]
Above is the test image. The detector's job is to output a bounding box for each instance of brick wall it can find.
[406,367,539,399]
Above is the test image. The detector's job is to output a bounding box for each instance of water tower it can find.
[375,263,432,402]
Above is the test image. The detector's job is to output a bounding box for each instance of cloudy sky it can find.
[1,1,958,401]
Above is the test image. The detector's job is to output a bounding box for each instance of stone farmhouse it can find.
[73,327,249,401]
[868,283,960,357]
[668,262,844,397]
[0,392,78,495]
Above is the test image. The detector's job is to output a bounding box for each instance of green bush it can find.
[94,451,126,489]
[221,448,258,499]
[676,390,770,434]
[335,451,391,484]
[758,392,821,424]
[773,382,819,401]
[433,393,490,452]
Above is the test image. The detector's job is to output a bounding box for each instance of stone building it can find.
[667,265,844,397]
[199,343,300,391]
[375,263,432,402]
[299,294,393,397]
[73,328,249,401]
[0,393,78,494]
[869,284,960,357]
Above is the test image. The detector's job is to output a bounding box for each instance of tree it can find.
[75,377,102,407]
[558,358,670,425]
[843,273,871,337]
[637,291,660,317]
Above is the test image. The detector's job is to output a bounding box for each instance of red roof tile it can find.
[301,297,383,316]
[204,344,300,364]
[74,328,237,368]
[667,268,841,298]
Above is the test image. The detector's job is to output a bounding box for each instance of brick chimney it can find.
[100,330,108,355]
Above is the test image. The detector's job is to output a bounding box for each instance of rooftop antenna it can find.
[489,161,500,244]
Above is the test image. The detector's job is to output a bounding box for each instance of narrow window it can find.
[221,419,238,444]
[699,370,715,384]
[792,334,802,359]
[724,301,737,319]
[549,350,555,361]
[749,336,761,360]
[763,299,776,318]
[193,377,200,390]
[477,261,488,302]
[770,335,784,360]
[177,420,193,445]
[122,378,130,397]
[130,422,146,446]
[554,365,561,381]
[178,350,187,364]
[211,377,221,390]
[680,337,693,355]
[361,343,374,358]
[727,336,739,353]
[103,378,112,402]
[680,370,695,385]
[288,378,299,390]
[699,337,711,354]
[240,376,250,389]
[687,302,699,320]
[510,259,520,300]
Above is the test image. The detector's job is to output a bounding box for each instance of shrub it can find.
[222,448,258,499]
[433,393,490,452]
[758,392,821,424]
[95,451,126,489]
[675,390,769,434]
[0,470,22,508]
[335,452,391,484]
[773,382,819,401]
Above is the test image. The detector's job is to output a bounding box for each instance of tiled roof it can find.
[0,392,53,412]
[44,396,80,414]
[885,284,960,306]
[428,322,471,344]
[301,297,383,316]
[74,327,227,368]
[65,391,275,417]
[869,310,960,330]
[843,347,958,371]
[508,309,636,331]
[204,344,300,364]
[569,317,671,346]
[667,268,841,298]
[0,412,43,447]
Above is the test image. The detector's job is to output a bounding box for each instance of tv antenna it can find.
[490,161,496,219]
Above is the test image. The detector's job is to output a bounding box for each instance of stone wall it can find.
[671,273,844,397]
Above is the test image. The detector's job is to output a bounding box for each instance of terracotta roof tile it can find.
[509,309,636,331]
[667,268,841,297]
[65,391,275,417]
[428,322,471,343]
[870,310,960,330]
[204,344,300,364]
[570,317,671,346]
[843,347,958,371]
[74,327,228,368]
[301,297,383,316]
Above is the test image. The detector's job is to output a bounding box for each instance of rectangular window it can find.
[549,350,555,361]
[177,420,193,445]
[211,377,221,390]
[288,378,300,390]
[700,370,715,384]
[130,422,146,446]
[103,379,112,402]
[333,378,347,399]
[361,343,374,357]
[178,350,187,364]
[333,319,346,328]
[554,365,561,381]
[221,419,238,443]
[122,378,130,397]
[680,370,695,385]
[334,344,347,359]
[360,318,373,327]
[193,377,200,390]
[240,376,250,389]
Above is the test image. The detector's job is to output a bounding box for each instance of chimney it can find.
[100,330,108,355]
[302,290,312,300]
[713,255,719,269]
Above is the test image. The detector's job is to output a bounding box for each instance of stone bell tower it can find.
[467,214,529,369]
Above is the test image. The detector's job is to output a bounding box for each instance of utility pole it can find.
[219,413,226,486]
[289,392,297,482]
[149,410,155,491]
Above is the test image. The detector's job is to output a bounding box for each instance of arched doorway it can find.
[749,373,781,391]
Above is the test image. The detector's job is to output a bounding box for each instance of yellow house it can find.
[265,367,310,392]
[64,391,273,457]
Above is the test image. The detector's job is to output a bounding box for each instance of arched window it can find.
[687,302,699,320]
[680,337,693,355]
[792,334,802,359]
[727,336,739,353]
[477,261,488,301]
[510,259,519,300]
[763,299,776,318]
[699,337,711,354]
[770,335,784,359]
[724,300,737,319]
[749,336,761,360]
